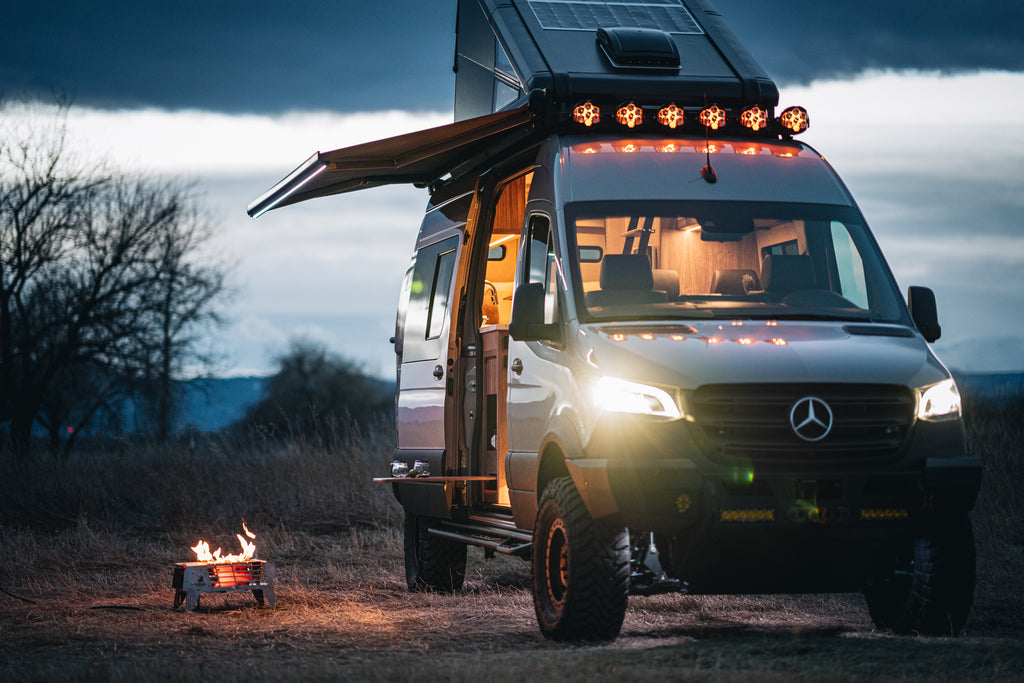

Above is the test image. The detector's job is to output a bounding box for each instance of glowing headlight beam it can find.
[916,378,962,421]
[589,377,681,419]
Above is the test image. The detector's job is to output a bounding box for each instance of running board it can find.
[429,520,532,556]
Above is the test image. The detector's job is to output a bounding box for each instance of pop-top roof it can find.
[455,0,778,121]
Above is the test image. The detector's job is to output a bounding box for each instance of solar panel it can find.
[528,0,703,34]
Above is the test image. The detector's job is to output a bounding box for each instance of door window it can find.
[404,236,459,362]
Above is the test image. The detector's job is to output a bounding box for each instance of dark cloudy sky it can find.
[2,1,1023,376]
[4,1,1023,113]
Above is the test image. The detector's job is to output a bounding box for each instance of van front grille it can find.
[689,383,915,468]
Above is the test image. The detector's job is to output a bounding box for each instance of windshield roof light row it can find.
[570,101,810,136]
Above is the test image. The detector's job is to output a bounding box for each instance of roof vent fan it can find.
[597,27,680,70]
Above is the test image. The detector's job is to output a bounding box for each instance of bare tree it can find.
[0,97,228,454]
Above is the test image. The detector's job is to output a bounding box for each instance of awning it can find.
[247,104,535,217]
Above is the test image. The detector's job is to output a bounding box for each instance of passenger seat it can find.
[585,254,668,307]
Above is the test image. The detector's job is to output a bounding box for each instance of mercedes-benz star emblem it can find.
[789,396,833,442]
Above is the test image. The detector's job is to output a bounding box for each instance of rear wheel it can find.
[864,515,976,636]
[404,512,467,592]
[532,476,630,642]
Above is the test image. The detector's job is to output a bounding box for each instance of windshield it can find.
[566,201,906,323]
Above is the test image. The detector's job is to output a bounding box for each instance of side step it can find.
[428,519,532,557]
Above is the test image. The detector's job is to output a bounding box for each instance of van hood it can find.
[578,320,948,390]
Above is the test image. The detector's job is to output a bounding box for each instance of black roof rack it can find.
[454,0,779,121]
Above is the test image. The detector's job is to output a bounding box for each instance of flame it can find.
[191,521,257,564]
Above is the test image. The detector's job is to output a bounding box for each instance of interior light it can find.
[573,101,601,127]
[616,103,643,128]
[657,142,679,153]
[916,378,962,421]
[769,338,788,346]
[699,105,726,131]
[657,104,684,129]
[779,106,810,134]
[739,106,768,132]
[488,234,517,248]
[588,377,681,419]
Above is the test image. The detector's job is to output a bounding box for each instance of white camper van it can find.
[250,0,981,642]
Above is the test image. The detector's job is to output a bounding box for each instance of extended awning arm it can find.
[247,103,536,218]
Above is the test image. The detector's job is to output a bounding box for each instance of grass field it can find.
[1,401,1022,681]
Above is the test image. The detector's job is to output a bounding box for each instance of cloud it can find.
[714,1,1024,84]
[11,70,1022,376]
[0,1,455,113]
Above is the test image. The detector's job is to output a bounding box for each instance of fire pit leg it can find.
[186,592,200,611]
[173,590,186,609]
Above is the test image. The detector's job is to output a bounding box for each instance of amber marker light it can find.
[657,104,684,129]
[740,105,768,132]
[699,105,726,131]
[779,106,810,134]
[616,103,643,129]
[573,101,601,127]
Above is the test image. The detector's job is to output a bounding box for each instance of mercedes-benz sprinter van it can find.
[249,0,981,642]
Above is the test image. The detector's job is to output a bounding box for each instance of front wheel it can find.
[532,477,630,642]
[404,512,467,592]
[864,515,976,636]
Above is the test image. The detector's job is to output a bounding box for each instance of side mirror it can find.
[509,283,560,342]
[908,286,941,343]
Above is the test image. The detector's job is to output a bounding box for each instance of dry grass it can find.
[1,403,1023,681]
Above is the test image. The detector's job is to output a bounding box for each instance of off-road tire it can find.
[864,515,976,636]
[404,512,467,592]
[532,476,630,642]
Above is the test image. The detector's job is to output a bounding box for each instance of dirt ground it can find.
[2,524,1022,682]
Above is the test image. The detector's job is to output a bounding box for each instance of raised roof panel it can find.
[455,0,779,120]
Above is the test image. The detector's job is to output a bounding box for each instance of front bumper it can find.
[566,455,982,537]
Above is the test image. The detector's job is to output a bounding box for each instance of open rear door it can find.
[247,104,535,217]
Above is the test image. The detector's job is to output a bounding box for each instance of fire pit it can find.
[172,523,276,611]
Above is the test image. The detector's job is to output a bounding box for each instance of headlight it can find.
[916,378,962,422]
[588,377,682,419]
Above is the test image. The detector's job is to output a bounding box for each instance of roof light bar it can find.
[573,101,601,127]
[699,105,726,131]
[657,104,684,129]
[779,106,810,134]
[616,103,643,129]
[740,106,768,132]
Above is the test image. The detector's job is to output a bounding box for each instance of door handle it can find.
[510,358,523,376]
[433,365,444,380]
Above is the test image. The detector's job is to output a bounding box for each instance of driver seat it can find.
[762,254,816,295]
